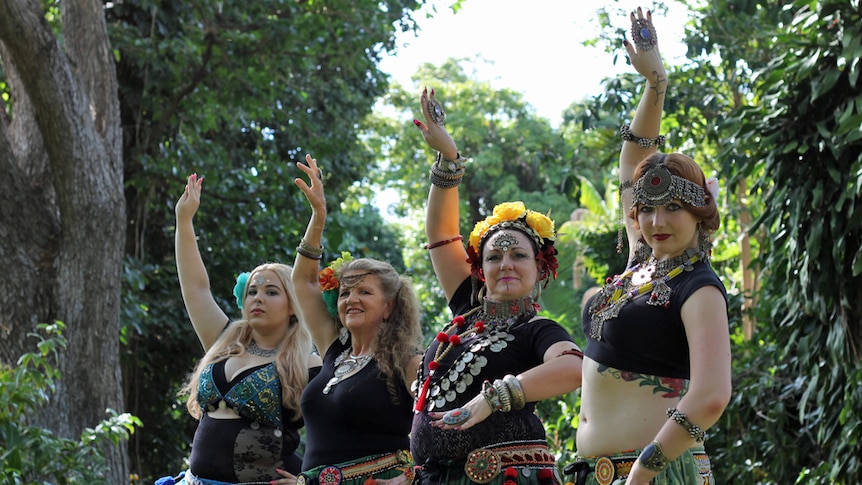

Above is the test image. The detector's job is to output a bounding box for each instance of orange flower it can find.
[318,267,339,291]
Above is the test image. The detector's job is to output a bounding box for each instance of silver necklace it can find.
[247,340,277,358]
[323,349,374,394]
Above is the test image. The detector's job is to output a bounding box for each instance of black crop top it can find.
[582,260,727,379]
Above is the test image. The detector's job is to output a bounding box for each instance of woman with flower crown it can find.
[291,155,424,485]
[564,9,731,485]
[158,173,322,485]
[410,89,583,483]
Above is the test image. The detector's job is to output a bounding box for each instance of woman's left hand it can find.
[272,468,298,485]
[294,154,326,213]
[428,393,492,431]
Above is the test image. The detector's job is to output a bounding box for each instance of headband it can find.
[632,164,707,209]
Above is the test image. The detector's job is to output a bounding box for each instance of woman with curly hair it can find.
[292,155,423,485]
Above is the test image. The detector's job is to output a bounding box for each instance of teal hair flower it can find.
[233,272,251,309]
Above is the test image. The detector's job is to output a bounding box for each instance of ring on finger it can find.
[630,17,657,51]
[442,407,470,426]
[427,97,446,126]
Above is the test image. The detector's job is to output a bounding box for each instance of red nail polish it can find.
[413,119,420,126]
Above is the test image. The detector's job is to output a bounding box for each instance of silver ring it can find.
[631,17,658,51]
[427,97,446,126]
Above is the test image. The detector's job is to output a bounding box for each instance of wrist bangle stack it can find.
[430,151,466,188]
[481,380,503,412]
[296,239,324,260]
[502,374,526,411]
[667,408,706,442]
[620,123,666,148]
[491,379,512,412]
[638,440,669,472]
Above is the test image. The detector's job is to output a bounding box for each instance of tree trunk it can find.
[0,0,128,482]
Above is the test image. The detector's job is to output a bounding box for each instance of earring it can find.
[635,235,652,263]
[697,224,712,259]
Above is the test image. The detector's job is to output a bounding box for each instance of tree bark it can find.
[0,0,128,482]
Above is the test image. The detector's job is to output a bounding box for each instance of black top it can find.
[411,277,574,466]
[190,361,319,480]
[583,259,727,379]
[301,337,413,470]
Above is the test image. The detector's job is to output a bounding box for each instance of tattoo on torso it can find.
[597,364,688,398]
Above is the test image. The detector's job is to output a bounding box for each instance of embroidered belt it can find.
[562,451,711,485]
[463,442,557,484]
[297,450,414,485]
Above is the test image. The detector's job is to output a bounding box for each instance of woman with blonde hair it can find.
[159,173,321,485]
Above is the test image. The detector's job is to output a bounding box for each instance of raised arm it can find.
[415,87,472,300]
[620,8,668,262]
[292,154,339,357]
[175,173,229,350]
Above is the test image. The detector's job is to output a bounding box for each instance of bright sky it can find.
[379,0,691,127]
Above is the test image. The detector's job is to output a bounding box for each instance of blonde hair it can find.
[181,263,313,422]
[337,258,423,403]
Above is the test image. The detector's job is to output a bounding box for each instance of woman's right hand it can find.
[176,173,203,221]
[294,154,326,213]
[414,87,458,160]
[623,7,666,81]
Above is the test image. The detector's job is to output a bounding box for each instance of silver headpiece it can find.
[632,164,706,208]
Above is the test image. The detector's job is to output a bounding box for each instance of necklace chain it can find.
[247,340,277,358]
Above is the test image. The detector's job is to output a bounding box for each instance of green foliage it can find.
[0,323,141,484]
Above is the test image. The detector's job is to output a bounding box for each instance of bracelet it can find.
[502,374,526,411]
[492,379,512,413]
[429,152,466,188]
[620,123,666,148]
[666,408,706,442]
[638,440,669,472]
[296,239,324,260]
[424,235,463,250]
[556,348,584,359]
[481,380,502,412]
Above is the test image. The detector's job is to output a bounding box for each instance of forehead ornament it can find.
[632,164,706,208]
[254,275,266,285]
[490,232,519,253]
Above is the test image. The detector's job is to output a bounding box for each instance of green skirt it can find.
[563,447,714,485]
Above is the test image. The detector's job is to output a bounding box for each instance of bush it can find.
[0,322,141,484]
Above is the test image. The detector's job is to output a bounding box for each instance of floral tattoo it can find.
[597,364,688,398]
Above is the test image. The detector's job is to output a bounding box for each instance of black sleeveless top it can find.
[300,337,413,470]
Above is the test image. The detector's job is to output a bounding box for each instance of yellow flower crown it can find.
[468,201,556,255]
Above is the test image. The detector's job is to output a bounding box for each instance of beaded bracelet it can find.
[423,235,463,250]
[481,380,502,412]
[296,239,324,260]
[620,123,666,148]
[666,407,706,442]
[502,374,526,411]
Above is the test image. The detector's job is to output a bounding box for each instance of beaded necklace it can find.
[413,295,536,412]
[589,248,702,341]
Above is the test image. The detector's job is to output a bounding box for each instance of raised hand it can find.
[414,87,458,160]
[294,154,326,214]
[623,7,666,87]
[176,173,203,221]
